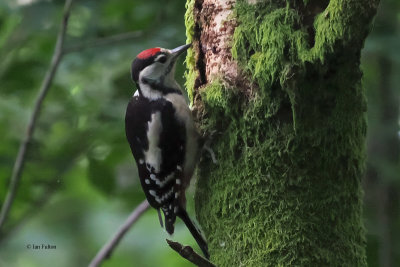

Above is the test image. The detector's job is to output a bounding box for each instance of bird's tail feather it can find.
[163,208,176,235]
[178,208,209,259]
[157,209,164,228]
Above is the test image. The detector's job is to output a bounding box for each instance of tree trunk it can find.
[185,0,379,266]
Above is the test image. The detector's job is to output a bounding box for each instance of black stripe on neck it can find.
[141,77,182,95]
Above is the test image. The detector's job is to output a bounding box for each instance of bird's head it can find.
[131,44,191,99]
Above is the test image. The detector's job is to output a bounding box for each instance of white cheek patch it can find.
[139,82,162,100]
[138,65,164,100]
[144,112,162,173]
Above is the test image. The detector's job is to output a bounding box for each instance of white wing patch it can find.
[148,172,176,188]
[157,172,175,187]
[144,112,162,173]
[149,187,175,204]
[138,65,163,100]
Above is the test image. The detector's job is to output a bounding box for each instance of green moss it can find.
[232,3,309,90]
[200,80,237,110]
[312,0,376,63]
[186,0,369,266]
[184,0,197,103]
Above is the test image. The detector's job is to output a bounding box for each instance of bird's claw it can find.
[202,130,218,164]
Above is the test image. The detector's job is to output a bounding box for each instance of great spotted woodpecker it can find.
[125,44,209,258]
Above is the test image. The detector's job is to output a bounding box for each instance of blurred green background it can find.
[0,0,398,266]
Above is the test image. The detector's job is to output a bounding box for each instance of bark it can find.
[185,0,379,266]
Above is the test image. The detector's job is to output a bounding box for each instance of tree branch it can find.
[63,30,143,54]
[166,239,216,267]
[0,0,74,233]
[89,200,150,267]
[63,2,169,54]
[313,0,380,55]
[0,155,82,244]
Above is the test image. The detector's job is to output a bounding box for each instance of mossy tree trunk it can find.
[185,0,379,266]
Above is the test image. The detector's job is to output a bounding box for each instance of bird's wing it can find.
[125,96,186,233]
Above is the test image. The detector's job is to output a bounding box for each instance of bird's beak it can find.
[170,43,191,59]
[162,43,191,78]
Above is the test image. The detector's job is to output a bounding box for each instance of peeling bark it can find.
[199,0,238,83]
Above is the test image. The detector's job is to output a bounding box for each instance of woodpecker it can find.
[125,44,209,258]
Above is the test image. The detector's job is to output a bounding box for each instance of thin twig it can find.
[63,3,168,54]
[0,153,83,244]
[167,239,216,267]
[89,200,150,267]
[0,0,74,233]
[0,179,60,243]
[63,30,143,54]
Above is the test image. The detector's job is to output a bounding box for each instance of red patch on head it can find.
[137,48,161,59]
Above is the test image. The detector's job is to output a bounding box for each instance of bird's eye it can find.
[157,56,167,64]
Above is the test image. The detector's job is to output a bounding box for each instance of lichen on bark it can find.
[185,0,379,266]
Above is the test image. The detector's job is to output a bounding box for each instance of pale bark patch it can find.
[200,0,238,85]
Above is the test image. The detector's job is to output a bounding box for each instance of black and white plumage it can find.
[125,44,209,258]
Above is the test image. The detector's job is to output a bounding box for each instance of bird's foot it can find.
[202,130,218,164]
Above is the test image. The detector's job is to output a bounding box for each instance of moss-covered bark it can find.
[185,0,379,266]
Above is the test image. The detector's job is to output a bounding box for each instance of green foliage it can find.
[362,0,400,265]
[184,0,197,102]
[0,0,192,266]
